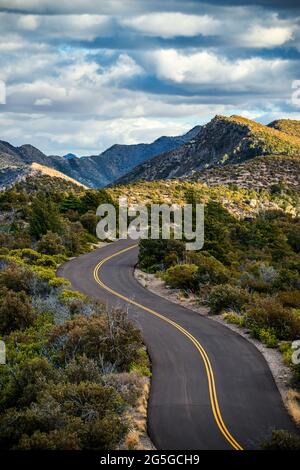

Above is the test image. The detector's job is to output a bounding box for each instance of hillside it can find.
[0,126,201,189]
[108,178,300,219]
[116,115,300,185]
[188,155,300,192]
[268,119,300,139]
[0,162,87,190]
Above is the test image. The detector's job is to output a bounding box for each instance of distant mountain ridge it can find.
[0,126,201,189]
[116,116,300,185]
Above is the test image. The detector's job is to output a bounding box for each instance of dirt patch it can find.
[121,377,155,450]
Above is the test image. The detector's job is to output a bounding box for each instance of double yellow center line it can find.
[93,244,243,451]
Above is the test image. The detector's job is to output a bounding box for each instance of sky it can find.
[0,0,300,156]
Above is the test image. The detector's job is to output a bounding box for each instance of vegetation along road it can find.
[58,239,297,450]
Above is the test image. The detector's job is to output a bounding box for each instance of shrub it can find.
[29,195,62,239]
[10,248,40,263]
[208,284,249,315]
[104,372,144,407]
[37,231,65,255]
[62,221,87,256]
[278,290,300,308]
[287,227,300,253]
[0,263,33,293]
[163,264,198,291]
[17,429,80,450]
[275,267,300,291]
[129,348,151,377]
[35,255,58,268]
[48,310,143,371]
[258,328,278,348]
[245,297,300,340]
[138,239,185,272]
[0,289,36,335]
[48,277,70,288]
[194,254,230,286]
[223,312,244,327]
[65,356,102,385]
[80,211,98,235]
[261,430,300,450]
[59,289,87,304]
[0,382,127,450]
[1,357,58,409]
[240,262,278,293]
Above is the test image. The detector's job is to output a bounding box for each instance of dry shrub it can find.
[286,389,300,426]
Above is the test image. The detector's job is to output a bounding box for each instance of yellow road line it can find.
[93,244,244,451]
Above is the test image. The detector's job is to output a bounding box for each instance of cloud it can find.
[0,1,299,157]
[237,14,296,48]
[17,14,39,30]
[0,12,113,41]
[34,97,52,106]
[0,111,195,155]
[148,49,290,89]
[243,25,294,47]
[0,0,163,15]
[121,13,221,38]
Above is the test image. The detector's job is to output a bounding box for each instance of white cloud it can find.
[34,97,52,106]
[240,24,294,48]
[41,14,112,40]
[0,12,112,41]
[148,49,289,88]
[17,15,40,31]
[0,112,195,155]
[121,13,220,38]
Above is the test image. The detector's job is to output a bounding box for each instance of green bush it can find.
[245,297,300,340]
[0,289,36,335]
[48,310,143,371]
[208,284,249,315]
[138,239,185,272]
[0,382,127,450]
[223,312,244,326]
[10,248,40,263]
[240,262,278,293]
[258,328,278,348]
[37,231,65,255]
[278,290,300,308]
[0,263,33,293]
[80,211,99,235]
[29,194,62,239]
[194,254,230,286]
[163,264,198,291]
[59,289,87,304]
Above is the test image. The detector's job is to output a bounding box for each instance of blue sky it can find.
[0,0,299,155]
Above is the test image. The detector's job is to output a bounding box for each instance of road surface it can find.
[58,239,297,450]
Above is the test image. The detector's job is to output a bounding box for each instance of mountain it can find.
[0,126,201,189]
[63,153,78,160]
[115,115,300,185]
[188,155,300,192]
[268,119,300,139]
[80,125,201,186]
[0,161,87,190]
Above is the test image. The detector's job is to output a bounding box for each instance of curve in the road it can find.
[58,239,298,450]
[93,244,242,451]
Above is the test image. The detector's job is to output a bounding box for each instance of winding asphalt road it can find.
[58,239,297,450]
